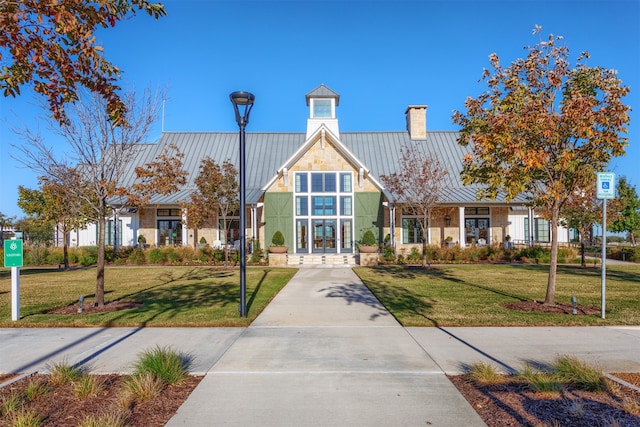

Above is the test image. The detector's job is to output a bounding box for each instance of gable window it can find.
[312,99,333,118]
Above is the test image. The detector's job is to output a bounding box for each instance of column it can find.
[458,206,466,248]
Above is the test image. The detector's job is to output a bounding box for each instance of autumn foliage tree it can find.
[183,158,239,263]
[13,88,188,307]
[0,0,165,125]
[381,144,449,268]
[18,174,92,269]
[452,27,631,304]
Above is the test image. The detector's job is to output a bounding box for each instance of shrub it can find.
[78,412,128,427]
[123,372,164,403]
[407,247,421,263]
[45,251,64,266]
[213,249,225,263]
[73,374,105,399]
[271,230,285,246]
[467,362,506,386]
[148,248,166,264]
[128,248,146,265]
[25,247,49,266]
[164,247,181,264]
[383,246,395,262]
[198,246,213,263]
[199,236,207,244]
[48,360,81,386]
[518,364,563,394]
[552,355,607,392]
[133,346,191,385]
[174,246,196,263]
[78,247,98,266]
[361,230,377,246]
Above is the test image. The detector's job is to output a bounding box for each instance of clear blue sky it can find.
[1,0,638,219]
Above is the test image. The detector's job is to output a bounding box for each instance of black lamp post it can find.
[230,91,255,318]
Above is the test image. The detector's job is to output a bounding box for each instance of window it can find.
[218,218,240,244]
[296,196,308,216]
[98,220,122,246]
[402,218,423,244]
[312,99,332,118]
[311,196,336,216]
[464,207,490,215]
[340,173,352,193]
[525,218,550,243]
[295,173,308,193]
[158,220,182,246]
[157,208,181,217]
[311,173,336,192]
[340,196,352,216]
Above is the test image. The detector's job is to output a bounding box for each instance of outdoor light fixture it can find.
[444,214,451,227]
[230,91,255,318]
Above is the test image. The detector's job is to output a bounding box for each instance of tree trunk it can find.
[192,228,199,250]
[95,202,106,307]
[62,224,69,270]
[544,203,560,305]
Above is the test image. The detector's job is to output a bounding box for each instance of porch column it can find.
[528,207,535,247]
[458,206,466,248]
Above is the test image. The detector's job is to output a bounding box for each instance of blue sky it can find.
[1,0,639,219]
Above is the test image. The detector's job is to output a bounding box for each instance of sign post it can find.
[596,172,615,319]
[4,238,23,321]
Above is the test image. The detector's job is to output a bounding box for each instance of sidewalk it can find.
[2,268,640,426]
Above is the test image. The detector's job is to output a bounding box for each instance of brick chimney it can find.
[405,105,427,140]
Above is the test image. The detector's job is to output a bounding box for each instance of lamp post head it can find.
[230,91,255,127]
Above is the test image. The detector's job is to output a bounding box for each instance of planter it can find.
[268,246,288,254]
[358,245,378,253]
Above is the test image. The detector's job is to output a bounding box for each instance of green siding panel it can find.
[264,192,293,248]
[355,192,383,244]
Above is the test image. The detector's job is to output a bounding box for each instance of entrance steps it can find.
[286,253,358,267]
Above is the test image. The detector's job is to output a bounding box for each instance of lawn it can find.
[0,266,297,327]
[354,264,640,326]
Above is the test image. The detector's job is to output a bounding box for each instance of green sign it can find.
[4,239,23,268]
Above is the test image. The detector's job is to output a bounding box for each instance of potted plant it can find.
[444,236,454,247]
[358,230,378,253]
[197,236,208,249]
[137,234,147,248]
[269,230,288,253]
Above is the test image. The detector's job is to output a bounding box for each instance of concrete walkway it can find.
[2,267,640,426]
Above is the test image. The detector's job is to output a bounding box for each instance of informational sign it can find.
[4,239,23,268]
[596,172,616,199]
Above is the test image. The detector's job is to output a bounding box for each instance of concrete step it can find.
[287,254,357,267]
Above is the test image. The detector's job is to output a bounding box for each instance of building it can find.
[69,85,571,260]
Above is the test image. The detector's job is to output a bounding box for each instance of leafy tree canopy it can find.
[452,26,630,303]
[0,0,166,126]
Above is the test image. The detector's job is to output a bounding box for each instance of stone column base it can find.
[268,253,288,267]
[358,253,379,266]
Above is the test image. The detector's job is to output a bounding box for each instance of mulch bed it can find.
[0,374,202,427]
[504,300,601,315]
[47,301,144,315]
[448,373,640,426]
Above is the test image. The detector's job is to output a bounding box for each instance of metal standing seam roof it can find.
[117,130,528,206]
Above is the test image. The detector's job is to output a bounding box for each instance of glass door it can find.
[313,219,337,253]
[465,218,489,245]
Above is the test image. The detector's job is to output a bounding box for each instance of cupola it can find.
[305,84,340,138]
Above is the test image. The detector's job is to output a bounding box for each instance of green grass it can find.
[354,264,640,326]
[0,266,296,327]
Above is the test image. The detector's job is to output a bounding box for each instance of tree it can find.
[183,158,239,263]
[13,215,54,245]
[13,88,188,306]
[0,0,165,125]
[610,176,640,245]
[0,211,16,240]
[559,173,620,267]
[18,174,91,269]
[452,27,630,304]
[381,143,449,268]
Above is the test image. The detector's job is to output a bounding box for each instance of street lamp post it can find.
[230,91,255,318]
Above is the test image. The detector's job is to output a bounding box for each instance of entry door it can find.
[465,218,489,245]
[313,220,337,253]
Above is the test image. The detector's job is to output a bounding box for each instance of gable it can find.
[263,125,383,194]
